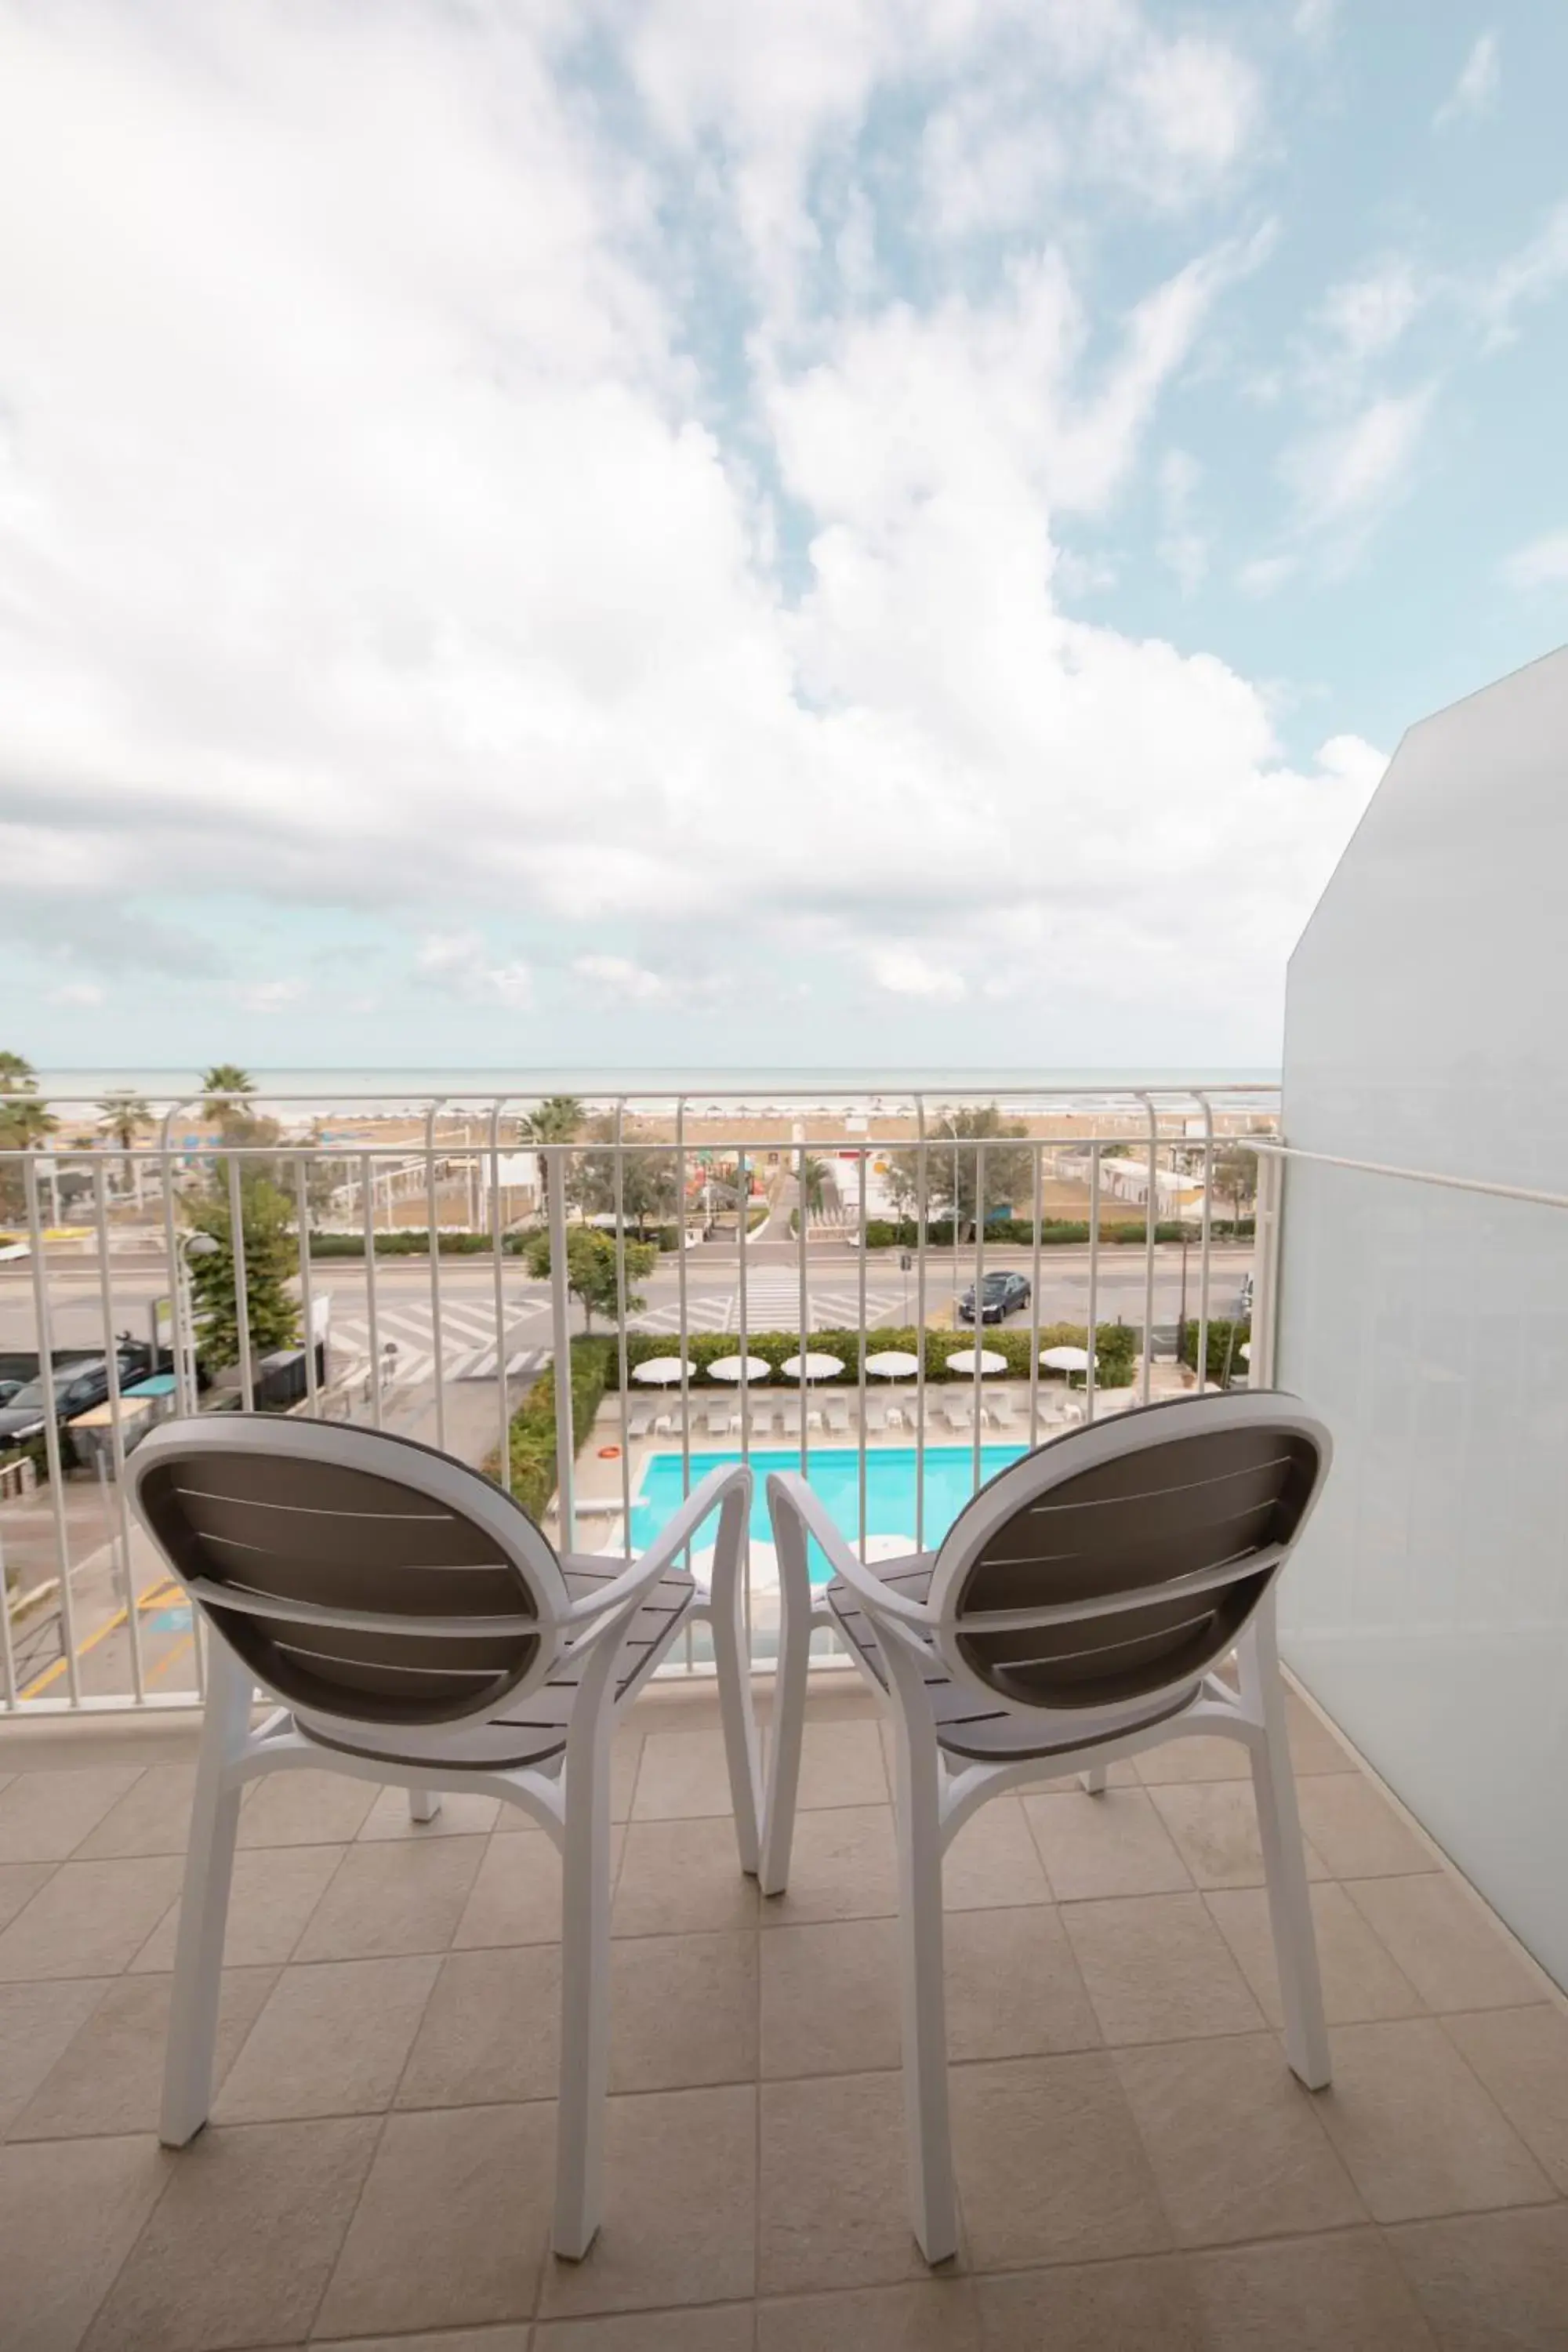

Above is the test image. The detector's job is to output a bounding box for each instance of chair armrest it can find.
[764,1472,935,1628]
[561,1462,753,1628]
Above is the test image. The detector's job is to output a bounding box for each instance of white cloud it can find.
[1312,260,1425,376]
[0,3,1377,1056]
[572,954,673,1004]
[45,981,105,1008]
[1498,531,1568,589]
[1434,31,1500,129]
[1283,385,1436,546]
[1477,201,1568,350]
[237,978,307,1013]
[416,935,533,1010]
[866,946,966,1002]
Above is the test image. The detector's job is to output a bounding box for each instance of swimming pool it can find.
[628,1445,1027,1583]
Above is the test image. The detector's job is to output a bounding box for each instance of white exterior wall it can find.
[1276,647,1568,1990]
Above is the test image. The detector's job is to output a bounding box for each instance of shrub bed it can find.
[495,1335,615,1522]
[1178,1317,1252,1384]
[860,1216,1254,1249]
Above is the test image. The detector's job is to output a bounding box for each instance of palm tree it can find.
[99,1091,152,1209]
[0,1051,55,1224]
[198,1063,256,1140]
[518,1094,583,1221]
[800,1154,831,1216]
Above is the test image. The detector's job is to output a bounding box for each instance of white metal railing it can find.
[1,1081,1273,1715]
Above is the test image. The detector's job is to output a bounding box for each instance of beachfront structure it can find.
[2,653,1566,2342]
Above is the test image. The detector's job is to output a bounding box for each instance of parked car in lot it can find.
[0,1342,157,1446]
[957,1270,1032,1324]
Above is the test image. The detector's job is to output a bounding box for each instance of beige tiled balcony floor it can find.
[2,1676,1566,2350]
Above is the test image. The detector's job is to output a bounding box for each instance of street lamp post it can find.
[177,1230,220,1415]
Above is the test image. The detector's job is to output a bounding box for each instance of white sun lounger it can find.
[825,1399,852,1435]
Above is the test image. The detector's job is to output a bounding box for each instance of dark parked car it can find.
[0,1343,155,1446]
[957,1270,1032,1325]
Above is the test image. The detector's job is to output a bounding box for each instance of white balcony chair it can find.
[129,1416,760,2262]
[760,1392,1333,2264]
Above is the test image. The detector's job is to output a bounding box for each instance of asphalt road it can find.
[1,1237,1254,1363]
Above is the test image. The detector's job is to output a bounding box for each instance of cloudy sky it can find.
[3,2,1565,1073]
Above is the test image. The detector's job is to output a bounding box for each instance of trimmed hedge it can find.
[1178,1317,1252,1384]
[311,1224,691,1259]
[495,1336,616,1522]
[860,1216,1256,1249]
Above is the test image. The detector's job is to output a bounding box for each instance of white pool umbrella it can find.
[865,1349,920,1380]
[1238,1341,1250,1362]
[946,1347,1006,1377]
[706,1355,771,1383]
[695,1540,779,1595]
[864,1533,917,1562]
[1040,1345,1092,1374]
[781,1352,844,1381]
[632,1356,689,1385]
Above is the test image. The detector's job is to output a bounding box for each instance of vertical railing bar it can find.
[425,1098,446,1454]
[614,1104,632,1562]
[0,1472,18,1707]
[1213,1096,1222,1402]
[858,1141,869,1560]
[547,1142,575,1546]
[158,1106,192,1417]
[737,1144,752,1665]
[1028,1140,1043,1449]
[490,1104,509,1490]
[915,1100,928,1551]
[228,1155,255,1414]
[359,1150,379,1431]
[796,1134,809,1475]
[1086,1141,1101,1424]
[294,1160,318,1420]
[93,1160,146,1704]
[1138,1094,1157,1406]
[1254,1144,1285,1387]
[971,1139,984,1495]
[676,1098,691,1508]
[24,1160,79,1705]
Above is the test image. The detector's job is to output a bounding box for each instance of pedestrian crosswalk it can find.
[629,1272,906,1337]
[328,1297,549,1386]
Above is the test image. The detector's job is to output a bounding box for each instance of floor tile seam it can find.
[303,2105,405,2343]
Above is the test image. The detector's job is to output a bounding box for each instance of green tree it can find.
[184,1177,301,1376]
[99,1091,152,1207]
[0,1052,55,1224]
[798,1154,831,1215]
[518,1094,583,1218]
[1211,1142,1261,1229]
[568,1123,680,1238]
[886,1105,1034,1240]
[521,1225,656,1330]
[199,1064,256,1135]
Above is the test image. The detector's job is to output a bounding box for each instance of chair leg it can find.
[554,1721,614,2259]
[407,1787,441,1824]
[891,1708,958,2264]
[160,1646,252,2147]
[1240,1609,1330,2090]
[758,1497,815,1898]
[1079,1762,1109,1795]
[707,1514,762,1877]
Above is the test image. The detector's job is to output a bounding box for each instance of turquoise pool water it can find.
[628,1445,1027,1583]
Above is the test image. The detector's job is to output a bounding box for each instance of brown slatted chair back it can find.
[927,1394,1329,1733]
[132,1416,568,1729]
